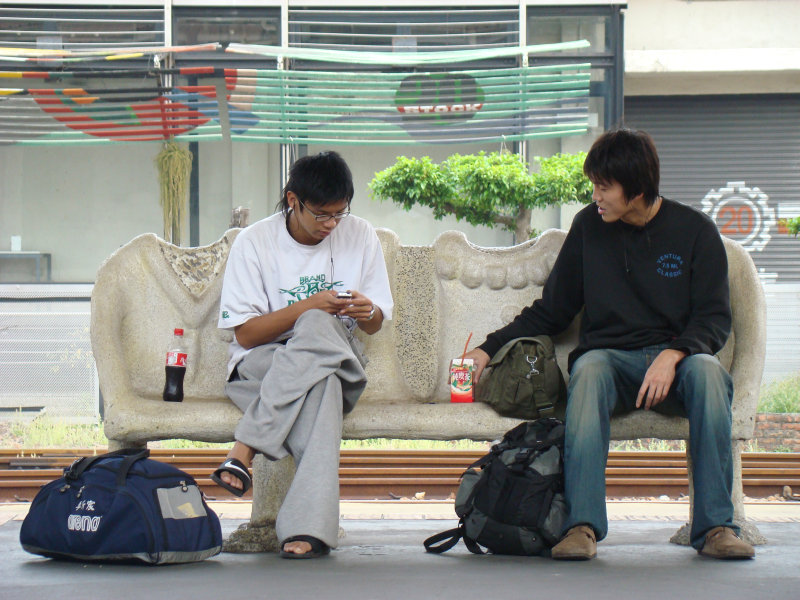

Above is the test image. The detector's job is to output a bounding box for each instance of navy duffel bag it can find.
[20,448,222,564]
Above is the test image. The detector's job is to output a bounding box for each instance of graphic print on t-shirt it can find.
[280,274,344,304]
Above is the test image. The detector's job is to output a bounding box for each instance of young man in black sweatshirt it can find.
[463,129,754,560]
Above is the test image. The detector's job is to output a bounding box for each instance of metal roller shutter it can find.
[625,94,800,384]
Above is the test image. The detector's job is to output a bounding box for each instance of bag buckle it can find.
[512,448,533,469]
[525,354,540,379]
[63,457,83,480]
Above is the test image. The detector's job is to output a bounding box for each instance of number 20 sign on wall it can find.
[701,181,776,253]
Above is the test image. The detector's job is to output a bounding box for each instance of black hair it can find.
[583,129,660,206]
[277,150,354,216]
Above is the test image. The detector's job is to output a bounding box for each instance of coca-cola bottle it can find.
[163,328,187,402]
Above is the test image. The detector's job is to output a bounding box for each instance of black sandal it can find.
[210,458,252,497]
[280,535,331,559]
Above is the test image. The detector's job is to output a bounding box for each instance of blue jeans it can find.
[563,345,735,549]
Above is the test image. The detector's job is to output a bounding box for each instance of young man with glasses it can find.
[212,151,393,558]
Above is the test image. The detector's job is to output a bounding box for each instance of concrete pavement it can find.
[2,500,798,600]
[3,498,800,524]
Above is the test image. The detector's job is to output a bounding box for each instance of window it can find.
[172,7,280,68]
[289,7,520,70]
[0,5,164,50]
[527,5,624,130]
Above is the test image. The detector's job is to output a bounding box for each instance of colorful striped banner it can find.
[0,41,592,145]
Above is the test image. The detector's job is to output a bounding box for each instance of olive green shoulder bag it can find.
[475,336,567,420]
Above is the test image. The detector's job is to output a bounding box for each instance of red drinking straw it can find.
[460,332,473,365]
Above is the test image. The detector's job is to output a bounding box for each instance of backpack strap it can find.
[536,486,557,530]
[509,447,535,474]
[464,436,512,471]
[538,421,565,454]
[465,453,492,471]
[462,534,488,555]
[497,421,532,453]
[424,527,464,554]
[424,524,488,555]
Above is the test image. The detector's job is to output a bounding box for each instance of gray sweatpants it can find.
[225,309,368,548]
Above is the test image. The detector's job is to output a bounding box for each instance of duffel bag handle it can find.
[65,448,150,483]
[115,449,151,486]
[485,335,555,368]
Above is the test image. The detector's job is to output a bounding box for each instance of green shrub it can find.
[6,415,106,448]
[780,216,800,237]
[340,438,489,451]
[758,373,800,413]
[1,416,492,451]
[2,415,237,449]
[154,439,234,449]
[609,439,685,452]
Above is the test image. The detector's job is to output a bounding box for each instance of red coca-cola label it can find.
[166,351,187,367]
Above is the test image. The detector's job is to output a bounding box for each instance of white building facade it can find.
[0,0,798,417]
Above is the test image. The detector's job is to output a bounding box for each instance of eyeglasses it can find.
[297,198,350,222]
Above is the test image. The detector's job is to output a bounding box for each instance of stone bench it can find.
[90,227,766,551]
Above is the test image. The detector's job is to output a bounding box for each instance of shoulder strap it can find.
[64,448,150,483]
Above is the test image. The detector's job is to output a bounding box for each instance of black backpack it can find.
[424,418,567,556]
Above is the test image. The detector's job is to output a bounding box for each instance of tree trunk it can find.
[514,208,532,244]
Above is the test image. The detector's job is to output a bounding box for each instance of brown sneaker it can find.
[699,526,755,560]
[551,525,597,561]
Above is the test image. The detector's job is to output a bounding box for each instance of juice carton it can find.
[450,358,475,403]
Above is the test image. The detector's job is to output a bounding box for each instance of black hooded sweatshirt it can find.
[478,198,732,371]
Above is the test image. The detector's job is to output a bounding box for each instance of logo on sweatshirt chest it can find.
[656,253,684,278]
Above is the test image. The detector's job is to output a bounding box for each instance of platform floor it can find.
[2,500,798,600]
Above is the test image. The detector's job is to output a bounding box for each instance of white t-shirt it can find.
[218,212,394,377]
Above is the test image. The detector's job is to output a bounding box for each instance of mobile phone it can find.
[336,291,353,299]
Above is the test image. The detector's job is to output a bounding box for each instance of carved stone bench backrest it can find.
[91,226,764,440]
[91,230,238,403]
